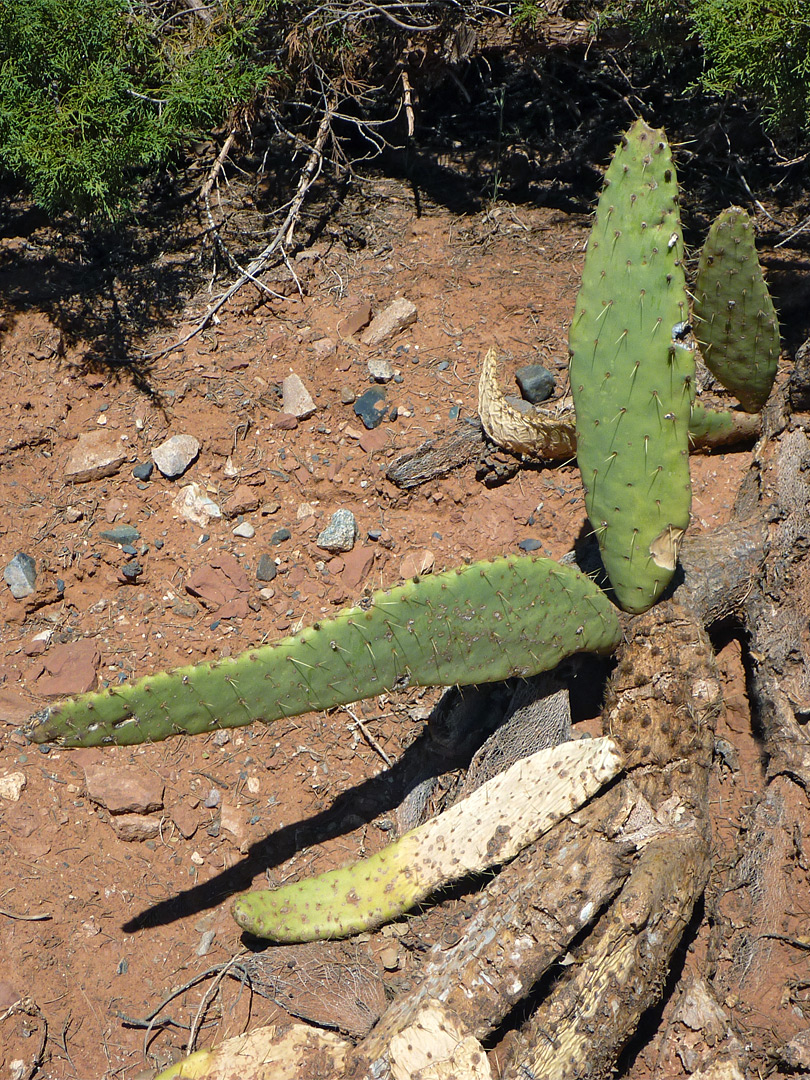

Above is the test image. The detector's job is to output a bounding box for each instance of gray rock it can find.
[354,388,388,429]
[282,372,317,419]
[361,298,417,347]
[152,434,200,478]
[3,552,36,599]
[515,364,555,404]
[368,358,394,382]
[99,525,140,545]
[317,509,358,553]
[256,554,277,581]
[133,461,153,481]
[233,521,255,538]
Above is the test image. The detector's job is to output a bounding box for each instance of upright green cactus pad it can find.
[569,119,694,614]
[24,555,621,748]
[693,206,780,413]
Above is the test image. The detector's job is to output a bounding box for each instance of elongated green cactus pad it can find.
[232,735,624,940]
[23,555,621,748]
[569,119,694,614]
[693,206,780,413]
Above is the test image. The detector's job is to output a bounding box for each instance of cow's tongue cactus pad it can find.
[569,119,694,614]
[231,735,624,941]
[24,554,621,748]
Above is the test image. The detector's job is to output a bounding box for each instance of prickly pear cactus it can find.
[232,736,624,941]
[569,119,694,615]
[24,555,621,748]
[693,206,780,413]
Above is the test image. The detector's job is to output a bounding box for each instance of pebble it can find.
[368,358,394,382]
[65,431,127,483]
[516,364,556,404]
[232,521,255,538]
[132,461,153,481]
[3,552,36,599]
[121,560,142,581]
[222,485,260,519]
[99,525,140,545]
[519,538,543,552]
[172,483,222,527]
[317,509,358,553]
[354,388,388,429]
[256,553,277,581]
[270,527,291,546]
[282,372,317,419]
[84,764,164,814]
[112,814,161,843]
[340,386,356,405]
[152,434,200,478]
[204,788,221,809]
[196,930,217,957]
[339,302,372,337]
[0,772,26,802]
[361,297,417,347]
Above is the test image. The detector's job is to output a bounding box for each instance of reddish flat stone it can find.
[84,764,164,815]
[342,547,375,590]
[35,639,100,697]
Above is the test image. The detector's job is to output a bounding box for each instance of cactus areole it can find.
[569,119,695,614]
[24,555,621,748]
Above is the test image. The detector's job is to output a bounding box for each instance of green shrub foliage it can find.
[0,0,275,217]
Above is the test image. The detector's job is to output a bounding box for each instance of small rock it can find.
[99,525,140,545]
[222,485,260,519]
[256,554,277,582]
[400,550,434,578]
[120,560,142,581]
[112,814,161,842]
[0,772,26,802]
[65,431,127,483]
[211,730,230,747]
[368,358,394,382]
[361,298,417,347]
[203,788,221,809]
[171,803,198,839]
[311,336,336,359]
[271,528,291,546]
[505,394,535,415]
[317,509,358,553]
[282,373,316,419]
[340,386,357,405]
[519,538,543,552]
[516,364,556,404]
[3,552,36,599]
[379,945,400,971]
[342,546,375,590]
[85,764,164,815]
[132,461,153,481]
[272,412,299,430]
[359,428,388,454]
[35,640,100,697]
[196,930,217,957]
[172,483,222,527]
[354,388,388,429]
[152,434,200,478]
[233,521,255,538]
[339,302,373,337]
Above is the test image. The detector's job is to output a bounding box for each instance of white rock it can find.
[172,483,222,527]
[152,434,200,478]
[282,373,316,419]
[361,298,417,347]
[233,521,255,538]
[0,772,27,802]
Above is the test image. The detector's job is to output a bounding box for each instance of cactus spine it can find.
[569,119,694,615]
[232,736,624,941]
[693,206,780,413]
[24,555,621,748]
